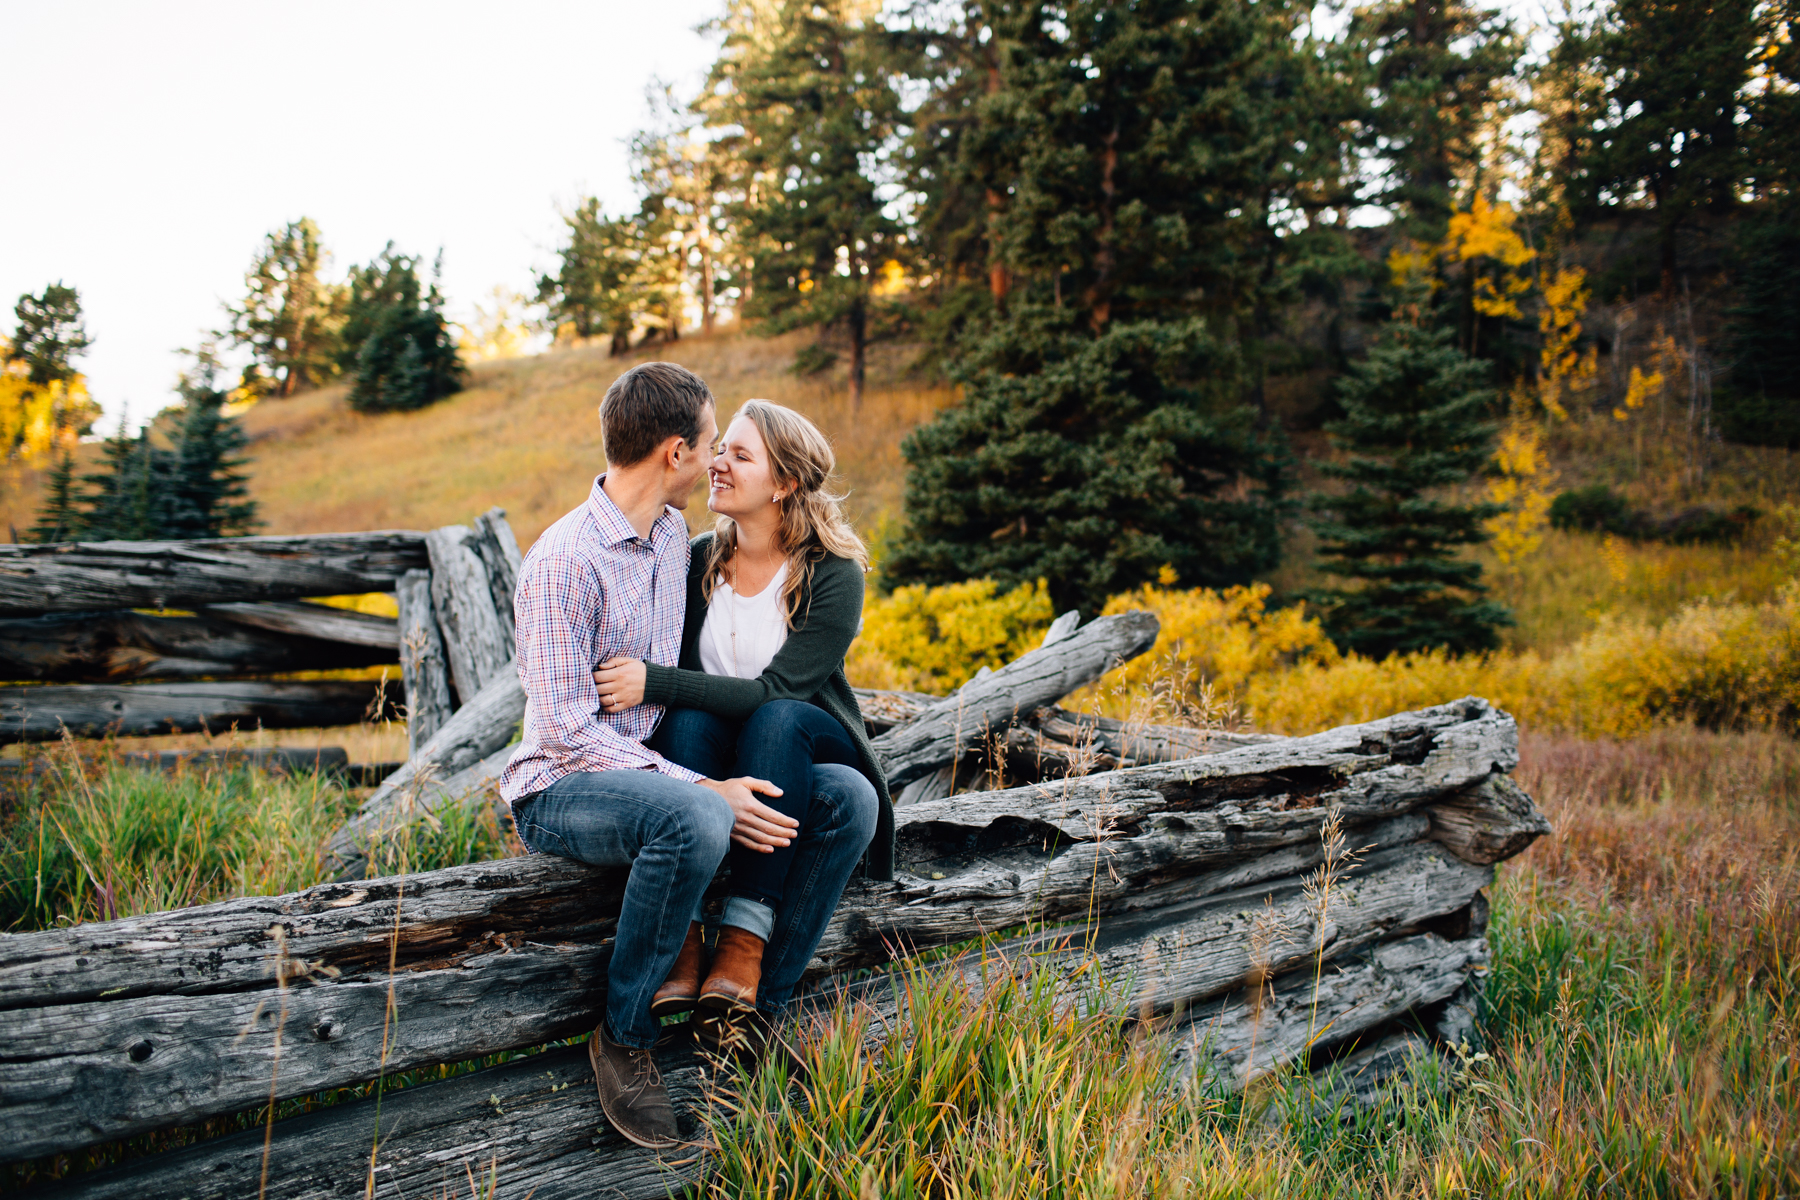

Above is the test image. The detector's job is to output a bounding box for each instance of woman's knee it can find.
[812,765,879,843]
[741,698,817,742]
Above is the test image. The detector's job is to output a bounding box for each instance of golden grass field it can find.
[0,326,955,550]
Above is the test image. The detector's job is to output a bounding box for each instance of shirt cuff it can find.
[656,758,705,784]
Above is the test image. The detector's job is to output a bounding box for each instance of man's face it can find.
[664,404,718,509]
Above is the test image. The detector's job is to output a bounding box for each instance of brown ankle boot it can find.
[699,925,765,1013]
[649,922,707,1017]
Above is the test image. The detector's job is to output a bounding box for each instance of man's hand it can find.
[593,657,647,713]
[698,776,797,853]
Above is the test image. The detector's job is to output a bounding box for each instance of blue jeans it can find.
[510,770,732,1050]
[650,701,878,1012]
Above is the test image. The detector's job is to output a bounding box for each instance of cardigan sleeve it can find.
[641,552,864,721]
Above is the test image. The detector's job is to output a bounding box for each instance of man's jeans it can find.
[510,771,732,1050]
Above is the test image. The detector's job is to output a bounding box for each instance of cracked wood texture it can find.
[199,601,399,650]
[426,524,515,703]
[395,569,454,752]
[0,533,429,616]
[870,610,1160,788]
[0,609,395,684]
[0,699,1541,1166]
[42,874,1494,1200]
[324,670,527,874]
[0,679,399,744]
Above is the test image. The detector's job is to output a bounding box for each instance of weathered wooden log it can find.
[0,679,399,744]
[0,700,1540,1167]
[0,533,428,617]
[871,610,1160,789]
[1029,705,1277,763]
[40,1039,712,1200]
[471,506,522,639]
[323,671,526,874]
[850,687,938,735]
[201,601,398,650]
[394,569,454,751]
[426,524,515,702]
[1426,774,1552,865]
[0,609,394,684]
[1169,932,1490,1088]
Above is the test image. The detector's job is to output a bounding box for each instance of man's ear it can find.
[662,434,690,471]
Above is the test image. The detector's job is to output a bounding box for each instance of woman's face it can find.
[708,415,782,518]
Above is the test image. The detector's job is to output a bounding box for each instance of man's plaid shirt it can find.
[498,476,702,807]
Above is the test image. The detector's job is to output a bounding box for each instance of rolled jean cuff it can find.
[721,896,775,941]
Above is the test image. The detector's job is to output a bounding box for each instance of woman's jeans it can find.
[649,699,878,1012]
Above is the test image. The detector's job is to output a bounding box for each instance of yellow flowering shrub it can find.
[848,578,1053,694]
[1095,582,1340,698]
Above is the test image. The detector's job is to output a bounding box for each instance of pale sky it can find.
[1,0,722,425]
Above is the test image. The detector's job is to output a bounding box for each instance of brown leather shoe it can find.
[589,1024,681,1150]
[699,925,765,1013]
[649,922,707,1017]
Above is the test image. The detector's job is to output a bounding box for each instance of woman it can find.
[590,398,893,1044]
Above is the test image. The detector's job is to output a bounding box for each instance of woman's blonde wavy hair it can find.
[704,399,869,628]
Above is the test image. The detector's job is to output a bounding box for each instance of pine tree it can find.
[1310,319,1511,657]
[1717,199,1800,447]
[225,218,343,397]
[1345,0,1520,234]
[535,200,644,354]
[709,0,907,407]
[884,0,1295,615]
[27,451,83,543]
[9,283,92,386]
[165,348,259,538]
[81,421,173,542]
[345,250,464,414]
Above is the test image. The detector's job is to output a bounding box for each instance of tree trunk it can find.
[701,243,716,335]
[848,296,867,410]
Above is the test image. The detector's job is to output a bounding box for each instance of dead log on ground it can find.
[0,533,428,617]
[426,524,515,701]
[200,601,399,649]
[395,568,454,751]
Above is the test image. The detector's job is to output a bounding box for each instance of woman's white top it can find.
[698,563,790,680]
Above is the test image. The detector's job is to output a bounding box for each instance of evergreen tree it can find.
[225,218,343,397]
[1574,0,1759,290]
[1310,318,1510,657]
[9,283,92,385]
[165,347,259,537]
[535,200,644,354]
[1717,200,1800,447]
[709,0,908,407]
[80,418,174,542]
[344,249,464,414]
[27,451,82,543]
[1345,0,1520,234]
[886,0,1293,615]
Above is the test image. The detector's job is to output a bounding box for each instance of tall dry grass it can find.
[700,726,1800,1197]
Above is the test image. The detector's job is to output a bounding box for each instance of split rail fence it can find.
[0,517,1550,1198]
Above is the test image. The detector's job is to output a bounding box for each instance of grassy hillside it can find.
[0,326,955,549]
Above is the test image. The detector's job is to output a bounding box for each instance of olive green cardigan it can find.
[640,533,895,880]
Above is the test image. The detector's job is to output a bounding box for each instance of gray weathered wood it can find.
[871,610,1160,788]
[323,670,526,873]
[0,533,428,616]
[850,687,938,735]
[426,524,515,703]
[395,569,454,752]
[0,680,398,744]
[470,506,522,643]
[1040,609,1080,647]
[1426,774,1553,865]
[0,609,394,684]
[1169,933,1489,1087]
[1030,705,1278,764]
[201,601,399,650]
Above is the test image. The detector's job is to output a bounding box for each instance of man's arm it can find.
[514,552,702,782]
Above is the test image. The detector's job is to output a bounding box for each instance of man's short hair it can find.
[599,362,715,467]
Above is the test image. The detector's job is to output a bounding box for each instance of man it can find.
[499,361,799,1150]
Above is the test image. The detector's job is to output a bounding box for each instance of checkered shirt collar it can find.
[585,474,682,548]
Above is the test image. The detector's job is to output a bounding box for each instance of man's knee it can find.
[675,787,735,860]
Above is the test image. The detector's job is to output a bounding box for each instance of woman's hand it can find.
[593,657,646,713]
[698,776,798,852]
